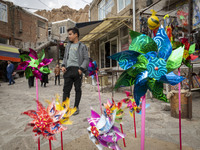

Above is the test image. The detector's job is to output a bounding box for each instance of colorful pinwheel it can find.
[103,99,123,124]
[181,38,198,67]
[17,48,53,80]
[87,109,125,150]
[45,94,77,125]
[22,100,67,140]
[109,27,185,105]
[88,59,98,76]
[121,91,142,116]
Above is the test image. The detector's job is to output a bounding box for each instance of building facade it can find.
[48,19,76,61]
[81,0,157,69]
[0,0,48,51]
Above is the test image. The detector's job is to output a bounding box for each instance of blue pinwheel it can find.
[109,27,185,105]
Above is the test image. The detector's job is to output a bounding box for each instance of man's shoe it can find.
[73,108,79,115]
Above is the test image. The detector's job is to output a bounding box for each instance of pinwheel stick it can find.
[95,70,103,114]
[38,138,40,150]
[61,131,63,150]
[133,112,137,138]
[36,78,40,150]
[120,124,126,147]
[178,68,182,150]
[36,78,39,111]
[141,95,146,150]
[49,140,52,150]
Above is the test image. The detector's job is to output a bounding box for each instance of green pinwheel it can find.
[109,27,185,105]
[17,48,53,80]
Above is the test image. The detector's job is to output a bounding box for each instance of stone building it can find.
[0,0,48,52]
[47,19,76,62]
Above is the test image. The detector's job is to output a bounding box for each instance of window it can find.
[60,26,65,34]
[120,26,129,51]
[98,0,114,20]
[117,0,131,12]
[19,20,23,33]
[0,37,8,44]
[98,0,105,20]
[48,28,51,37]
[38,20,45,28]
[0,2,7,22]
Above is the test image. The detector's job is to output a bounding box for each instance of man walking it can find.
[7,60,15,85]
[62,27,89,115]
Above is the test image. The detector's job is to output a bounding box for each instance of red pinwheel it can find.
[22,100,67,141]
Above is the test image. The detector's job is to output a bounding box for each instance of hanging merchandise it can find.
[164,14,173,42]
[148,9,160,36]
[193,0,200,28]
[176,4,189,27]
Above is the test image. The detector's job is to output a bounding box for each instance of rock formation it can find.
[35,5,89,23]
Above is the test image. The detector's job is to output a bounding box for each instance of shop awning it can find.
[76,20,103,40]
[0,44,20,62]
[138,0,187,17]
[80,16,132,43]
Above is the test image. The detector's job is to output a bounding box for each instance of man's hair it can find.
[67,27,79,37]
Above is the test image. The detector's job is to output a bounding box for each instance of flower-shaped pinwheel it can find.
[181,38,198,67]
[17,48,53,80]
[121,91,142,116]
[22,100,67,140]
[103,99,123,124]
[88,59,98,76]
[109,27,185,105]
[87,109,125,150]
[45,94,77,125]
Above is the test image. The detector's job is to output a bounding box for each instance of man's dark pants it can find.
[63,67,82,108]
[55,75,60,85]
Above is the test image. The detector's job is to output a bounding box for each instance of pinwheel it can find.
[103,99,126,147]
[22,100,67,141]
[17,48,53,80]
[46,95,77,125]
[88,59,99,76]
[103,99,123,124]
[87,109,125,150]
[181,38,198,67]
[46,95,77,150]
[109,27,185,106]
[122,91,142,116]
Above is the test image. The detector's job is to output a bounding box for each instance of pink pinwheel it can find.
[17,48,53,80]
[122,91,142,116]
[22,100,67,141]
[87,109,125,150]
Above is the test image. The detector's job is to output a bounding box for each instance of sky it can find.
[8,0,93,12]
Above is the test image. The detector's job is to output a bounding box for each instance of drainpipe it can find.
[133,0,135,31]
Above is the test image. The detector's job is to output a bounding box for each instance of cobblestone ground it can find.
[0,76,199,150]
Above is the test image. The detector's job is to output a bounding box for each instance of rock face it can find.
[35,5,89,23]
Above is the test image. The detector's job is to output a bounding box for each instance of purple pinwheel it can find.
[17,48,53,80]
[87,109,125,150]
[109,27,185,105]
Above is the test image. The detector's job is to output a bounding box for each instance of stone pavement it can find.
[0,77,199,150]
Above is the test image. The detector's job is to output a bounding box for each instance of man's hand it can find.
[78,69,82,75]
[62,67,66,73]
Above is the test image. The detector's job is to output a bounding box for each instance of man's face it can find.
[68,30,77,42]
[7,61,11,64]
